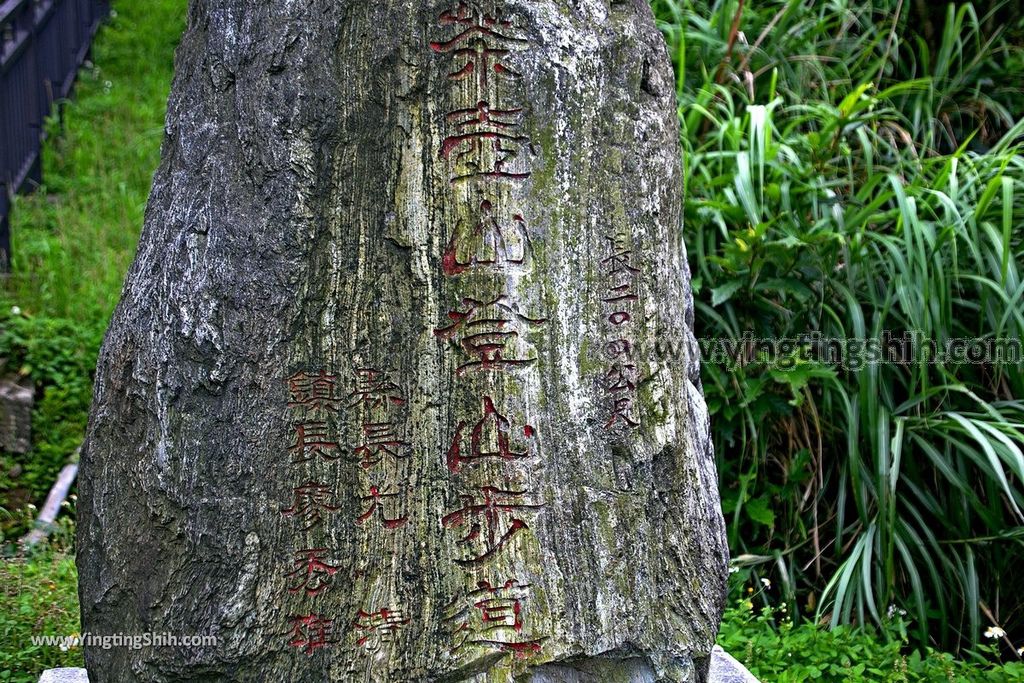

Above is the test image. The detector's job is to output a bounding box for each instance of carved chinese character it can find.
[605,339,632,359]
[602,362,638,394]
[443,579,544,657]
[607,310,631,326]
[441,486,543,566]
[429,1,525,90]
[287,614,337,655]
[287,370,342,413]
[289,421,342,463]
[281,482,342,531]
[605,396,639,430]
[348,368,405,415]
[353,608,411,652]
[449,100,522,129]
[353,421,411,469]
[285,548,340,597]
[440,102,532,183]
[448,396,535,473]
[443,199,531,276]
[434,295,546,374]
[356,485,408,529]
[602,235,639,292]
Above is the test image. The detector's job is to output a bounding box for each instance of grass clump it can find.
[652,0,1024,655]
[0,525,81,681]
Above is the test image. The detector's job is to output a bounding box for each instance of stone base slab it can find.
[39,648,759,683]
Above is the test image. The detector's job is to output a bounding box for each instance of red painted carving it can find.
[438,101,531,184]
[289,421,342,463]
[287,614,337,654]
[441,486,543,566]
[447,396,535,473]
[605,339,632,358]
[429,2,524,90]
[281,482,342,531]
[443,199,530,276]
[444,579,544,657]
[605,396,639,430]
[353,422,411,469]
[599,233,642,430]
[603,362,638,394]
[349,368,405,413]
[347,367,410,468]
[602,289,639,305]
[353,608,411,652]
[356,486,409,529]
[608,311,631,326]
[447,101,523,130]
[434,295,546,374]
[287,370,342,413]
[285,548,340,596]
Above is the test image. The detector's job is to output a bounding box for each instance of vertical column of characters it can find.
[600,232,642,431]
[280,370,345,655]
[430,0,548,661]
[345,366,412,674]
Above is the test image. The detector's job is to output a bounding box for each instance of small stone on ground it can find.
[710,645,760,683]
[38,669,88,683]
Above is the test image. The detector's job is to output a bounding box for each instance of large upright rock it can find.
[77,1,728,681]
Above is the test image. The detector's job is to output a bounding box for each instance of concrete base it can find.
[39,651,758,682]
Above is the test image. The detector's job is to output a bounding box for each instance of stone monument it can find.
[77,1,729,680]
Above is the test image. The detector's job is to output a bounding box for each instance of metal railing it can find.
[0,0,109,269]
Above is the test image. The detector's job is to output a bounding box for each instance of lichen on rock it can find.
[77,1,728,681]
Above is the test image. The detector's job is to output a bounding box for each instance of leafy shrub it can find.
[652,0,1024,653]
[0,310,101,540]
[720,594,1024,681]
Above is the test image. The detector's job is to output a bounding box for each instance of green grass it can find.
[2,0,1024,675]
[4,0,185,324]
[0,0,187,539]
[0,525,81,682]
[8,536,1024,683]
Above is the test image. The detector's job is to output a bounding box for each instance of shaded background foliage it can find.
[1,0,1023,675]
[652,0,1024,656]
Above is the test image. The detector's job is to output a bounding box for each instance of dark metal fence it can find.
[0,0,109,268]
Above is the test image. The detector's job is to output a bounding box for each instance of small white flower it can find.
[984,626,1006,639]
[1017,646,1023,657]
[887,604,907,619]
[10,305,20,315]
[728,566,739,574]
[59,643,68,652]
[760,578,772,589]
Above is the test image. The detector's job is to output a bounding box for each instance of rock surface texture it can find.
[77,0,729,681]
